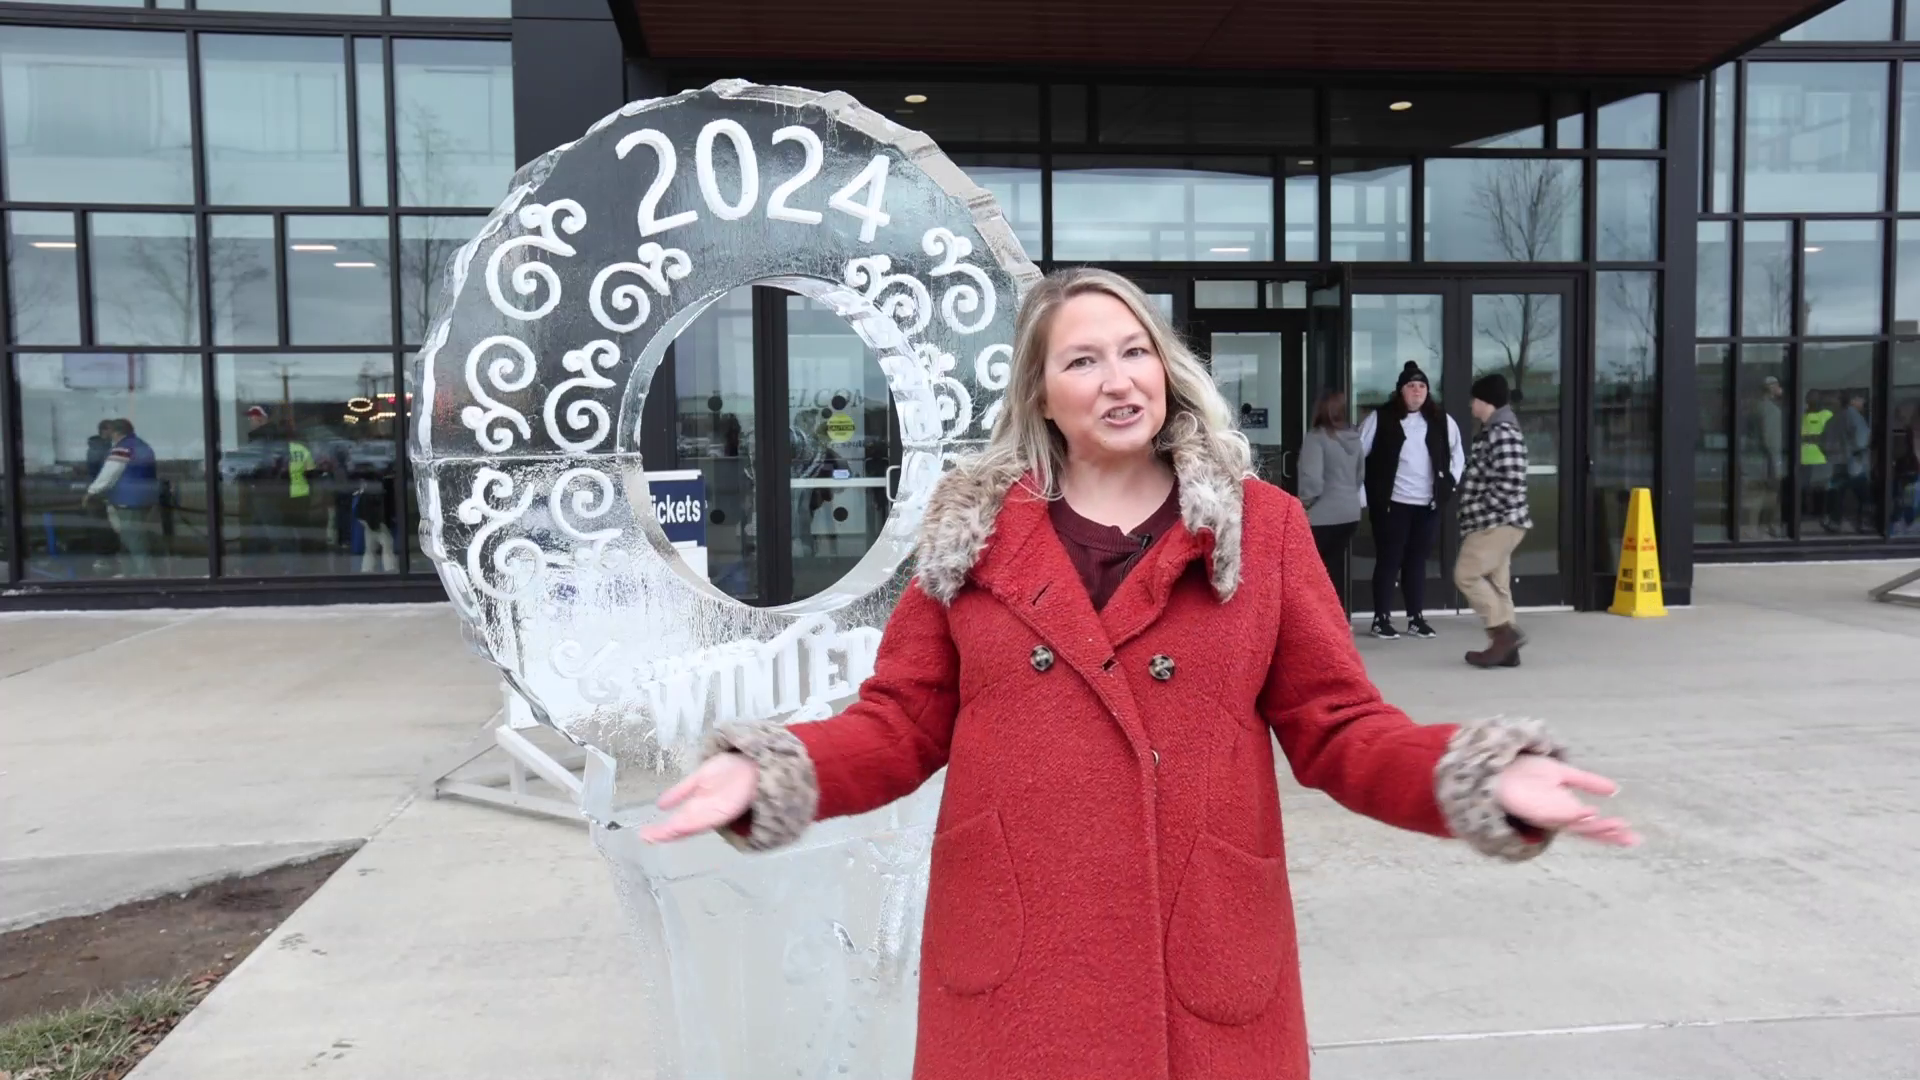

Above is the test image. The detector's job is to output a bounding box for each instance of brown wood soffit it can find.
[629,0,1838,77]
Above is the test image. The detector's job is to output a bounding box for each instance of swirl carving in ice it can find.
[460,335,537,453]
[590,243,694,333]
[923,228,996,336]
[455,467,542,601]
[549,466,627,571]
[544,340,623,452]
[844,254,932,339]
[974,343,1013,432]
[486,199,586,321]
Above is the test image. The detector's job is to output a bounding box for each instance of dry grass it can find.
[0,976,211,1080]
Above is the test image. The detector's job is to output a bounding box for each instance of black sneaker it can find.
[1370,616,1401,640]
[1406,616,1438,639]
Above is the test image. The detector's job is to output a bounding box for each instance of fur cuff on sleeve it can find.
[1434,717,1566,863]
[701,720,820,853]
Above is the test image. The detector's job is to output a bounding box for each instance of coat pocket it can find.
[1166,832,1292,1026]
[923,809,1024,996]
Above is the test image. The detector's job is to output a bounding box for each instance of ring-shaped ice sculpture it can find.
[409,80,1040,1078]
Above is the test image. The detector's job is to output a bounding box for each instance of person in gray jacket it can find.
[1298,388,1365,609]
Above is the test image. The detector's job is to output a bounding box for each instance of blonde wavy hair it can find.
[968,267,1251,498]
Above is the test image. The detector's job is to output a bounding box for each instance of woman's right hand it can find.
[638,752,759,844]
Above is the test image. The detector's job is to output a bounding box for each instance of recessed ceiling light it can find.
[31,241,76,249]
[334,261,377,269]
[292,243,338,252]
[1804,246,1823,253]
[904,93,927,104]
[1210,246,1251,254]
[1389,100,1414,111]
[1297,159,1314,166]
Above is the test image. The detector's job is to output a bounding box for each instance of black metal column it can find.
[510,0,629,169]
[1660,78,1704,605]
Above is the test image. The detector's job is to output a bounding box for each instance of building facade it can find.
[0,0,1914,611]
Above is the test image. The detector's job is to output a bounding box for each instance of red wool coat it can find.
[710,447,1560,1080]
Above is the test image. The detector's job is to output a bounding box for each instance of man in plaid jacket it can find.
[1454,373,1533,668]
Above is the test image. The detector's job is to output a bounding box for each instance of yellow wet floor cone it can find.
[1609,487,1667,617]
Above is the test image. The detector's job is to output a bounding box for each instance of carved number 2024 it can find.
[615,120,894,244]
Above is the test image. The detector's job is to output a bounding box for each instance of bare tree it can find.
[1469,160,1575,394]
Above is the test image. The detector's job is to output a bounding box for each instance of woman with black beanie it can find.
[1358,361,1465,640]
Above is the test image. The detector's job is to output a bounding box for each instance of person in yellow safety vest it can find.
[1801,390,1834,524]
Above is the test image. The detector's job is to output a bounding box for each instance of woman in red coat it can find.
[643,268,1638,1080]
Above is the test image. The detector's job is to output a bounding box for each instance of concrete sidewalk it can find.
[0,604,500,931]
[18,561,1920,1079]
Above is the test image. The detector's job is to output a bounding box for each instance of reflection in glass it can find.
[1712,66,1735,212]
[399,216,484,344]
[1597,93,1661,149]
[1799,342,1879,537]
[1597,160,1659,262]
[1209,333,1286,483]
[210,215,278,346]
[1781,0,1892,41]
[1331,89,1542,148]
[90,214,199,347]
[1737,344,1790,539]
[198,0,378,11]
[1551,92,1585,149]
[830,82,1040,143]
[0,27,193,204]
[1803,221,1882,335]
[356,39,388,206]
[1194,280,1258,309]
[218,354,400,576]
[1695,345,1732,541]
[201,35,350,206]
[1424,159,1580,262]
[393,39,514,207]
[1473,292,1563,584]
[1891,343,1920,536]
[674,289,758,601]
[1742,220,1793,336]
[1901,63,1920,211]
[7,211,81,345]
[17,354,208,580]
[1350,292,1445,610]
[1698,222,1732,337]
[1331,160,1410,261]
[1745,62,1887,213]
[1594,273,1658,569]
[392,0,512,14]
[286,216,392,346]
[1285,159,1318,261]
[787,295,895,600]
[1051,157,1273,262]
[949,157,1041,256]
[1898,221,1920,331]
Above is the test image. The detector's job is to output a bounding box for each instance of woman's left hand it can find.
[1494,755,1641,847]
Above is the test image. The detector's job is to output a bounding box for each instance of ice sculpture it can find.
[408,80,1041,1078]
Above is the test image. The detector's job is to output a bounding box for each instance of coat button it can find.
[1151,749,1161,767]
[1030,645,1054,673]
[1149,654,1175,681]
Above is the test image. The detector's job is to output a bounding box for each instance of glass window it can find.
[7,211,81,346]
[1099,86,1314,145]
[1051,85,1088,142]
[400,215,485,346]
[210,215,279,346]
[355,38,389,206]
[949,156,1041,257]
[1208,331,1286,482]
[1551,92,1585,149]
[392,39,513,208]
[1598,160,1660,262]
[1350,294,1443,415]
[201,35,350,206]
[1737,344,1790,539]
[1194,280,1258,309]
[1891,343,1920,536]
[217,354,401,577]
[1597,92,1662,149]
[1424,159,1580,262]
[830,81,1040,143]
[1711,65,1735,213]
[1898,220,1920,332]
[1284,159,1318,261]
[1900,63,1920,211]
[672,288,758,601]
[1803,220,1883,335]
[1798,342,1879,537]
[1268,280,1308,309]
[392,0,512,14]
[1745,62,1887,213]
[1781,0,1893,41]
[90,213,199,347]
[1331,88,1542,148]
[1331,159,1411,262]
[287,216,392,346]
[1698,221,1732,337]
[0,27,192,205]
[198,1,380,11]
[1695,345,1733,542]
[1743,220,1794,337]
[1594,273,1659,568]
[1473,290,1564,584]
[1051,156,1273,262]
[17,353,208,581]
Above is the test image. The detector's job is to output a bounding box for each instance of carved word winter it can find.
[632,615,883,747]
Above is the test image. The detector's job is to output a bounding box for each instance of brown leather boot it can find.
[1465,624,1523,668]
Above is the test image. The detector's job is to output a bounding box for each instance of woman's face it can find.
[1400,380,1429,412]
[1041,292,1168,465]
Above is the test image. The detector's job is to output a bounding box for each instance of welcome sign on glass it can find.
[409,81,1039,1077]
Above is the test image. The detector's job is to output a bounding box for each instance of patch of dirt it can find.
[0,851,354,1025]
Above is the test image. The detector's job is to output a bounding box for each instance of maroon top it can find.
[1048,486,1183,611]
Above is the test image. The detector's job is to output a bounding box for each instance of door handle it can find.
[1280,450,1296,480]
[885,464,902,502]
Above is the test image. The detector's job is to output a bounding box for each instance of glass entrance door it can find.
[1349,277,1577,615]
[1191,310,1308,491]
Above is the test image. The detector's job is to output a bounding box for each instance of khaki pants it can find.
[1454,525,1527,630]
